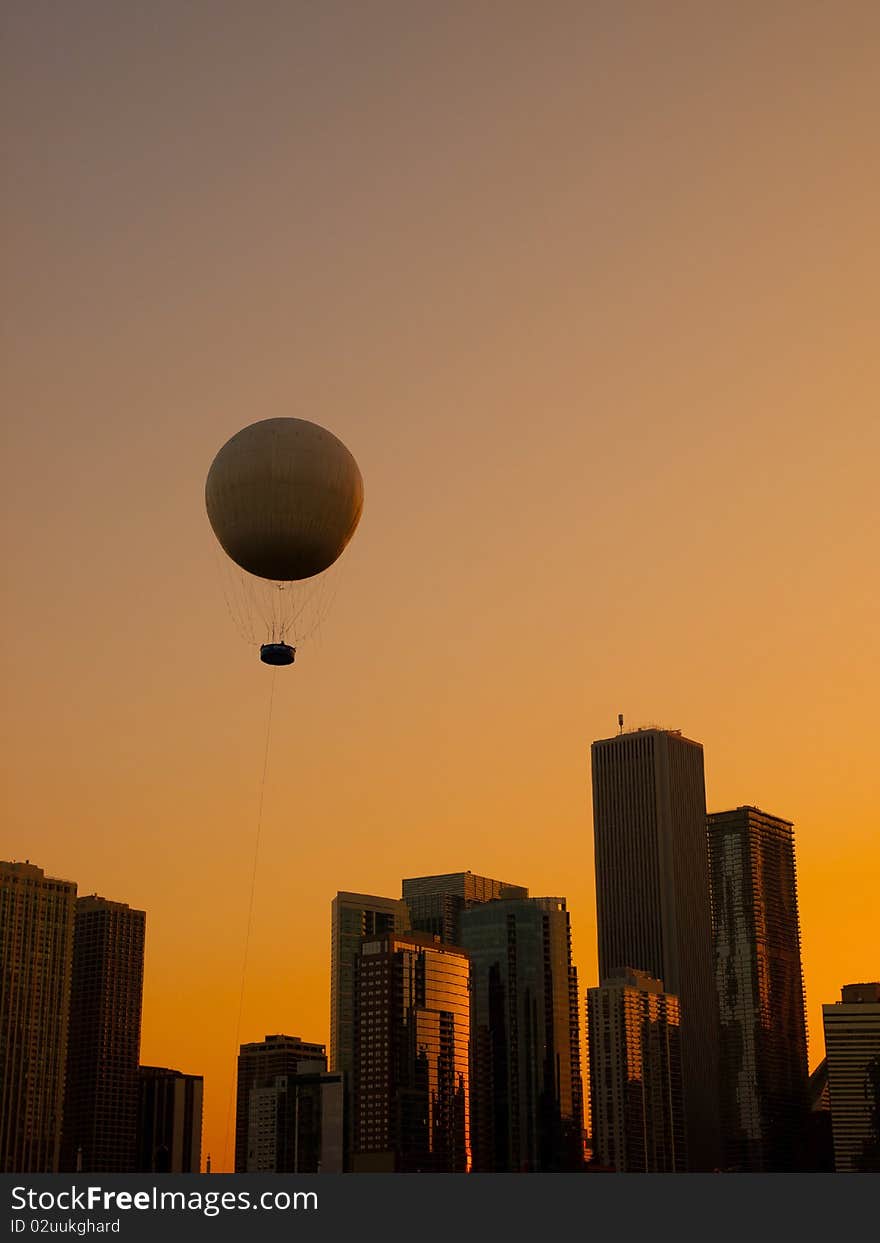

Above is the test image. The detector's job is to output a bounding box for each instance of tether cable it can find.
[221,665,278,1171]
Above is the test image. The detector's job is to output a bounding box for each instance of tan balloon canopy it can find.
[206,417,363,664]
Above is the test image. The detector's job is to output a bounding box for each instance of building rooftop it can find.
[840,982,880,1004]
[2,859,76,886]
[708,806,794,828]
[332,891,406,906]
[139,1066,204,1081]
[77,894,145,915]
[362,930,470,957]
[592,726,703,749]
[597,968,669,995]
[242,1034,325,1047]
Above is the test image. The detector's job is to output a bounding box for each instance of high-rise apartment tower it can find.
[708,806,809,1170]
[0,861,76,1173]
[587,969,685,1172]
[329,893,409,1077]
[61,895,146,1173]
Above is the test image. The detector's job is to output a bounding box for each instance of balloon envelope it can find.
[205,418,363,581]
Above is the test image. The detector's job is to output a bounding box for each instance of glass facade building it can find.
[0,861,76,1173]
[460,897,584,1172]
[587,970,685,1172]
[352,932,470,1172]
[708,806,810,1171]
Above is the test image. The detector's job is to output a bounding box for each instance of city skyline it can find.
[4,1,879,1176]
[4,772,875,1173]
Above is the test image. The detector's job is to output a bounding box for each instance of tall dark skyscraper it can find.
[587,969,685,1172]
[460,897,584,1172]
[61,895,146,1172]
[234,1035,327,1174]
[352,932,470,1173]
[402,871,528,945]
[137,1067,203,1173]
[591,727,720,1168]
[1,861,76,1173]
[708,806,809,1171]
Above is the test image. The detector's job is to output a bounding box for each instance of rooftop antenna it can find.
[618,713,624,734]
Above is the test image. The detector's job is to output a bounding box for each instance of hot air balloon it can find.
[206,417,363,664]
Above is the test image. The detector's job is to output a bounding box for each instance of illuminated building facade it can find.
[352,932,470,1172]
[587,969,685,1171]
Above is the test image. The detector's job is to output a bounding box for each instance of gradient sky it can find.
[3,2,878,1171]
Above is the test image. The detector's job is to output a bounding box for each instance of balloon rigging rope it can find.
[222,665,278,1170]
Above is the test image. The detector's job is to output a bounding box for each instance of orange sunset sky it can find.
[3,2,878,1171]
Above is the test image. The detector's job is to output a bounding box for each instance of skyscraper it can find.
[329,892,409,1078]
[61,896,146,1172]
[234,1035,327,1173]
[587,969,685,1172]
[402,871,528,945]
[460,896,584,1172]
[0,861,76,1173]
[351,932,470,1172]
[591,727,719,1168]
[137,1067,203,1173]
[823,982,880,1172]
[708,806,809,1171]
